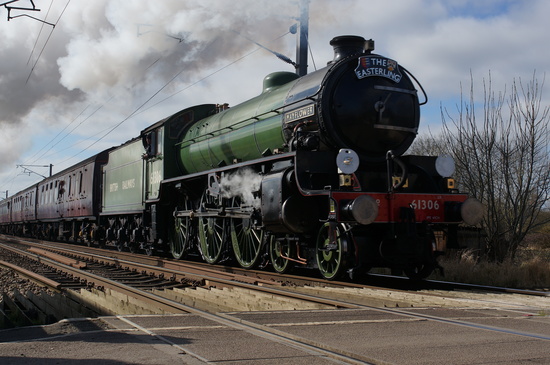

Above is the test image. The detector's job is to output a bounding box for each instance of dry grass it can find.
[432,244,550,289]
[430,214,550,288]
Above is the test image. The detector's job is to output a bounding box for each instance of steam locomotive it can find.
[0,35,483,280]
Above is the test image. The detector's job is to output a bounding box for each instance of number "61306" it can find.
[411,199,440,210]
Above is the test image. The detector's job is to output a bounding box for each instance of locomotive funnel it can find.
[330,35,374,61]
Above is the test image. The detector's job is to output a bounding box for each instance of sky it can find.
[0,0,549,197]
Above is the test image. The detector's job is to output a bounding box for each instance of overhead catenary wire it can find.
[27,57,164,167]
[54,35,283,166]
[29,103,99,163]
[11,33,296,179]
[25,26,193,169]
[20,12,295,170]
[54,41,219,165]
[26,0,54,66]
[26,0,71,84]
[3,27,301,192]
[135,31,291,116]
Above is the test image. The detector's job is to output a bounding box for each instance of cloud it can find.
[0,0,549,191]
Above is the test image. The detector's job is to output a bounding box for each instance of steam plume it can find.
[220,168,262,208]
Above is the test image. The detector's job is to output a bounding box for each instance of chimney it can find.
[329,35,374,62]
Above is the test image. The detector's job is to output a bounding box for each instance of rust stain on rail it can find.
[27,247,87,269]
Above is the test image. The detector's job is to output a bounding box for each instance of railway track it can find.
[1,235,549,364]
[2,235,548,313]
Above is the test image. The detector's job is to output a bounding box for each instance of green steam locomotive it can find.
[0,36,483,280]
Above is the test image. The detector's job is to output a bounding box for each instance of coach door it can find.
[56,178,66,218]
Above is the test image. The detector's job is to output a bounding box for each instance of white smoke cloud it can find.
[0,0,302,184]
[56,0,297,97]
[220,168,262,209]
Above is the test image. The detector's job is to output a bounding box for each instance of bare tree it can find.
[407,132,446,156]
[439,72,550,261]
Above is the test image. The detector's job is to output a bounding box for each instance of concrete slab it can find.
[0,308,548,364]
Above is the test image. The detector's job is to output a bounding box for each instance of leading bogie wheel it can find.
[316,222,350,280]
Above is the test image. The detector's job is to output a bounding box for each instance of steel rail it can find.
[0,242,381,364]
[1,239,355,309]
[3,239,549,355]
[64,245,550,342]
[5,236,549,314]
[37,243,357,309]
[32,236,550,298]
[0,259,61,290]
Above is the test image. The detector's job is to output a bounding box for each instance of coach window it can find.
[58,180,65,197]
[79,171,83,194]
